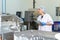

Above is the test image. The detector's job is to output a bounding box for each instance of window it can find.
[56,7,60,16]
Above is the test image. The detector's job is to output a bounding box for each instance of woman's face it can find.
[37,9,43,15]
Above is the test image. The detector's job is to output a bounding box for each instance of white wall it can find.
[0,0,2,31]
[35,0,60,21]
[6,0,33,18]
[2,0,60,21]
[0,0,2,14]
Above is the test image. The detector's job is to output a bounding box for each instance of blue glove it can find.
[40,22,46,26]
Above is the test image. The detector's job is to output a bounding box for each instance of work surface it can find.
[0,30,13,37]
[14,30,59,39]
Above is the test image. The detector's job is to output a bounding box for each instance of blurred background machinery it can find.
[24,9,39,30]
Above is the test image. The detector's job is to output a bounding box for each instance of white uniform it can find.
[37,13,53,31]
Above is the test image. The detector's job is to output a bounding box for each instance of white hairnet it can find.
[38,6,46,13]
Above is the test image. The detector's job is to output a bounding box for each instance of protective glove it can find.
[40,22,46,26]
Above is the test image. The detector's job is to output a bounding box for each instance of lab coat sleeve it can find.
[47,15,54,24]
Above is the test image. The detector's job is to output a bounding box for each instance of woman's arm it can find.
[46,22,53,26]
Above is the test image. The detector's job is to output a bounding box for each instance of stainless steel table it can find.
[14,30,58,40]
[1,30,14,40]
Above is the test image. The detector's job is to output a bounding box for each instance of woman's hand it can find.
[46,22,53,26]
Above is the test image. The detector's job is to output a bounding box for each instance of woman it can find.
[37,7,54,31]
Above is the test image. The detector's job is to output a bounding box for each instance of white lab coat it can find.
[37,13,53,31]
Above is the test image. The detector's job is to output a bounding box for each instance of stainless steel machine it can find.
[1,14,23,40]
[1,14,23,31]
[14,30,58,40]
